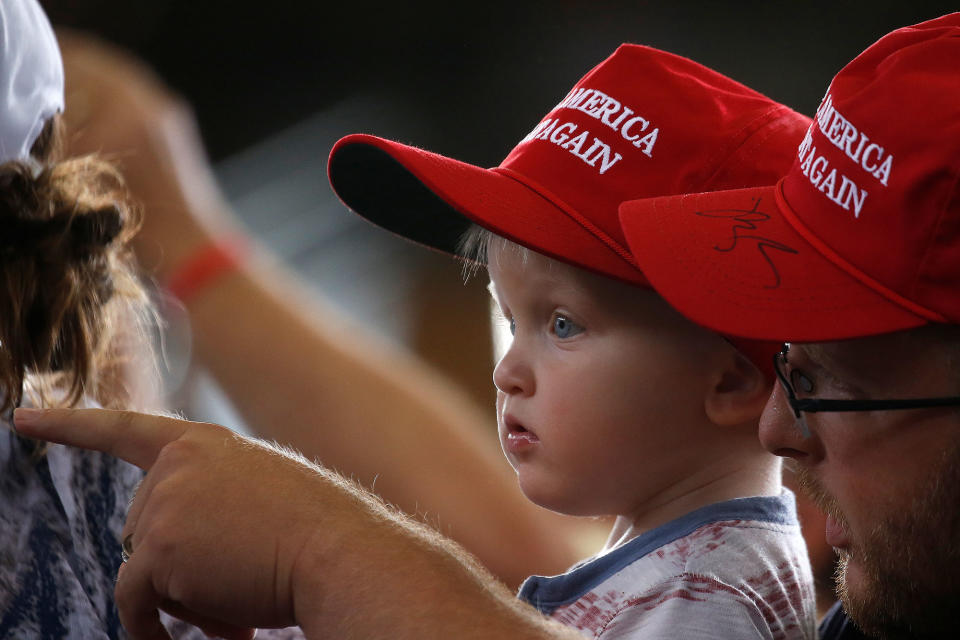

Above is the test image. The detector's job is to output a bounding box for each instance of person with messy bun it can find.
[0,4,311,638]
[0,119,149,415]
[0,0,159,636]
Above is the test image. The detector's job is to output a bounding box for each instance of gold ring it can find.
[121,534,134,563]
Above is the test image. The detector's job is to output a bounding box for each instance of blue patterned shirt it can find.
[0,411,304,639]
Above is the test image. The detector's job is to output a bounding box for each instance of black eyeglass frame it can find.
[772,349,960,438]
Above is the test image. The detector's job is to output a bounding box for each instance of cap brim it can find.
[328,134,646,285]
[619,182,931,342]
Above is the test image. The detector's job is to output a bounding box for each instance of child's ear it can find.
[704,350,772,427]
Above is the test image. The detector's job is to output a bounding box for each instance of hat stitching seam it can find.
[689,105,789,192]
[671,233,914,310]
[489,166,640,269]
[716,113,798,186]
[642,199,899,317]
[773,182,944,321]
[911,157,960,312]
[665,254,929,346]
[662,209,899,306]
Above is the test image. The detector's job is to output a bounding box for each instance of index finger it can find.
[13,408,193,470]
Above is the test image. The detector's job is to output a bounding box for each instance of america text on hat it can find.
[518,86,660,176]
[814,93,893,186]
[522,119,623,175]
[554,87,660,156]
[796,128,868,218]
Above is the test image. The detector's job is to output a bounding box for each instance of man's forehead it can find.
[794,326,955,385]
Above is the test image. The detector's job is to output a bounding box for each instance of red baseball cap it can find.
[327,43,811,372]
[328,44,809,285]
[619,14,960,342]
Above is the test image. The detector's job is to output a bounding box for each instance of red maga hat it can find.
[619,14,960,343]
[327,44,809,287]
[327,44,810,374]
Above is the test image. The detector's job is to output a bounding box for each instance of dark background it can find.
[41,1,958,163]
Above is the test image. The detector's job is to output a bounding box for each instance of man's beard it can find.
[792,443,960,640]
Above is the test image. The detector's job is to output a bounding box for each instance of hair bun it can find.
[0,208,123,257]
[66,204,123,253]
[0,116,154,415]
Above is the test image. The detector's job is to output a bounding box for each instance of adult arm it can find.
[57,29,592,587]
[14,408,582,640]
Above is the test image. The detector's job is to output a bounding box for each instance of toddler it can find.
[328,43,818,638]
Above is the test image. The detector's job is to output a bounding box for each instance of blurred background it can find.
[40,0,957,424]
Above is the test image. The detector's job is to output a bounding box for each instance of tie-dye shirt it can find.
[0,407,143,639]
[0,409,304,639]
[518,492,816,640]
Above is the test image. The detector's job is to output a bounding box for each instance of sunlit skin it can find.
[486,240,780,548]
[759,329,960,639]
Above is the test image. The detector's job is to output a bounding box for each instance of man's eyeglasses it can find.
[772,348,960,438]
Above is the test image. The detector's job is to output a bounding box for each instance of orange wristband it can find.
[164,236,248,304]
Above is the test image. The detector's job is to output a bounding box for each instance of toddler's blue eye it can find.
[509,317,516,336]
[552,314,582,339]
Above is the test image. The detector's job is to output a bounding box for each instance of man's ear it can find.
[704,350,772,427]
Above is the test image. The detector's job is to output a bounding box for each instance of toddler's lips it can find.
[503,415,539,453]
[506,429,539,443]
